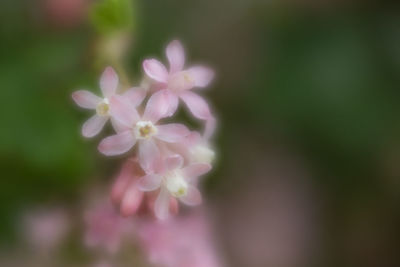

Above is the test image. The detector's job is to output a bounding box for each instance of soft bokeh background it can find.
[1,0,400,266]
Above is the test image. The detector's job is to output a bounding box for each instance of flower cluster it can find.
[72,40,216,220]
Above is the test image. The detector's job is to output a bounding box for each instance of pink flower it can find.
[110,158,145,217]
[166,131,216,165]
[111,158,179,218]
[23,207,70,253]
[143,40,216,136]
[98,92,190,172]
[138,212,224,267]
[72,67,145,137]
[84,199,134,254]
[138,154,211,220]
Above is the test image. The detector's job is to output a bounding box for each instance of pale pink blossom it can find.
[110,157,179,218]
[166,131,216,165]
[138,154,211,220]
[23,207,70,253]
[138,212,224,267]
[143,40,216,136]
[110,158,145,216]
[84,200,134,254]
[72,67,145,137]
[98,93,190,172]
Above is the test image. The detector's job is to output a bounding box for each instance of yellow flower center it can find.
[96,99,109,116]
[164,171,188,198]
[135,121,157,139]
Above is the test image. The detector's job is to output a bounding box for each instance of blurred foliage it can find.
[0,1,399,265]
[89,0,135,35]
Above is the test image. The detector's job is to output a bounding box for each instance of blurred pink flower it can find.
[84,199,134,254]
[165,131,216,165]
[110,158,145,217]
[138,212,224,267]
[43,0,88,27]
[111,157,179,218]
[98,93,190,172]
[23,207,70,253]
[72,67,145,137]
[143,40,216,137]
[138,154,211,220]
[94,261,113,267]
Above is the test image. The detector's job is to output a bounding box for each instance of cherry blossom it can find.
[72,67,145,137]
[138,154,211,220]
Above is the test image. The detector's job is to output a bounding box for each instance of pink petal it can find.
[138,174,162,191]
[168,71,195,91]
[138,139,161,173]
[154,187,170,220]
[204,116,216,140]
[110,117,130,133]
[180,91,212,120]
[143,59,169,83]
[187,66,215,88]
[169,197,179,215]
[166,40,185,73]
[156,123,190,143]
[120,181,144,217]
[100,67,119,98]
[180,186,202,206]
[165,154,184,170]
[82,115,108,138]
[165,90,179,116]
[109,95,140,127]
[181,163,212,179]
[143,89,170,123]
[72,90,102,109]
[122,87,146,107]
[111,160,135,205]
[98,131,136,156]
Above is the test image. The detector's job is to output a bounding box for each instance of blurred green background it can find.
[1,0,400,266]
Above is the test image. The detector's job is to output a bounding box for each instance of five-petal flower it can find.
[98,91,190,172]
[143,40,215,128]
[138,154,211,220]
[72,67,145,137]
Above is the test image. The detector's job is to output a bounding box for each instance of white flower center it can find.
[134,121,158,139]
[96,98,109,116]
[164,171,188,198]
